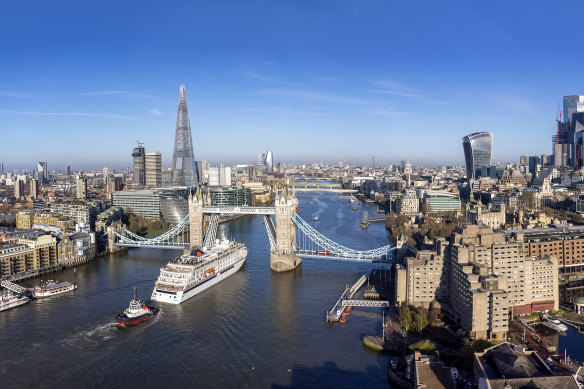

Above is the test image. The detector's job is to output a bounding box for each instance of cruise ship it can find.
[151,239,248,304]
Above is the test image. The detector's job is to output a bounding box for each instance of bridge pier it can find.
[271,187,301,272]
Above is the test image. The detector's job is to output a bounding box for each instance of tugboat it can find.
[116,288,159,326]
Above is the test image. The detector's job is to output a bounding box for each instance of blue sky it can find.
[0,1,582,170]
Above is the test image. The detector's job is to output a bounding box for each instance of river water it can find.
[0,193,393,388]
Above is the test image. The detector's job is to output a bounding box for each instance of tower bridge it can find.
[112,186,394,272]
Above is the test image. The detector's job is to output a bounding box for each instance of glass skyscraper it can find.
[462,132,492,180]
[132,144,145,186]
[172,85,199,187]
[563,95,584,124]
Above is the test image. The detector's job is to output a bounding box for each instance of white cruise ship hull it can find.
[152,256,246,304]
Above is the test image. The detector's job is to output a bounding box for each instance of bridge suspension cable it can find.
[264,215,277,252]
[292,214,393,260]
[114,214,191,248]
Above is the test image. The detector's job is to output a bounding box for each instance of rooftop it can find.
[415,362,455,389]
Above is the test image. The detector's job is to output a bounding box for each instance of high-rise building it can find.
[0,162,3,173]
[258,153,266,167]
[14,178,24,200]
[172,85,199,186]
[37,162,48,185]
[563,95,584,124]
[65,165,70,176]
[462,132,492,180]
[208,167,220,187]
[132,144,146,186]
[102,167,110,187]
[145,152,162,188]
[201,160,210,183]
[29,179,38,200]
[220,166,231,187]
[338,160,344,168]
[519,155,527,166]
[265,150,273,172]
[528,155,541,178]
[554,143,571,168]
[76,175,87,199]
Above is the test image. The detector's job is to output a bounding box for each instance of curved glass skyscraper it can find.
[172,85,200,187]
[462,132,492,180]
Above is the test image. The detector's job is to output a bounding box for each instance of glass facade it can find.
[159,194,189,224]
[210,188,251,206]
[132,145,145,186]
[172,85,200,187]
[462,132,492,180]
[424,192,461,213]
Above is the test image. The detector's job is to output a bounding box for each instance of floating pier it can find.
[326,274,388,322]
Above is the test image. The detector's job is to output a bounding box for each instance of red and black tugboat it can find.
[116,288,159,326]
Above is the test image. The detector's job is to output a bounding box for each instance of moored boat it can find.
[117,288,159,326]
[33,281,77,299]
[0,290,30,311]
[542,318,568,332]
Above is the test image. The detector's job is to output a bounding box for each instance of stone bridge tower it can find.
[189,186,204,249]
[270,186,301,272]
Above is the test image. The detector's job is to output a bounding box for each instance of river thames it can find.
[0,193,394,388]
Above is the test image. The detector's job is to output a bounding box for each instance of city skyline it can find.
[2,1,584,169]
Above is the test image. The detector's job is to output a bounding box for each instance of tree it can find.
[399,306,412,331]
[409,339,436,354]
[412,307,429,333]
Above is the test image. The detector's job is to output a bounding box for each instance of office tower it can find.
[37,162,48,185]
[201,160,210,183]
[145,152,162,188]
[563,95,584,124]
[102,167,110,187]
[554,143,571,168]
[519,155,527,166]
[76,175,87,199]
[541,154,551,166]
[265,150,273,172]
[219,166,231,187]
[0,163,3,173]
[65,165,70,176]
[258,153,265,167]
[172,85,199,186]
[208,167,220,187]
[29,179,38,200]
[132,144,146,186]
[528,155,541,178]
[14,179,24,200]
[462,132,492,180]
[338,160,344,168]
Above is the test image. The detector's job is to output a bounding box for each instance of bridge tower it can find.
[271,186,301,272]
[189,186,204,249]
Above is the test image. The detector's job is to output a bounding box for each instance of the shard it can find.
[172,85,199,186]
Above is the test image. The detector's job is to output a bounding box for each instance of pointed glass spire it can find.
[172,85,199,186]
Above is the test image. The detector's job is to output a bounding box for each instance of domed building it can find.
[574,296,584,314]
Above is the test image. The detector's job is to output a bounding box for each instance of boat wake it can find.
[64,322,118,347]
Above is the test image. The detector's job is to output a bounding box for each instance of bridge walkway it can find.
[326,274,368,323]
[1,280,27,294]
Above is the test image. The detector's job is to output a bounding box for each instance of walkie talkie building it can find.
[172,85,199,186]
[462,132,492,180]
